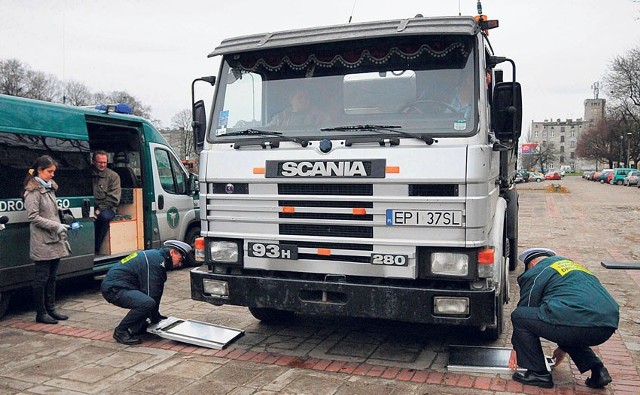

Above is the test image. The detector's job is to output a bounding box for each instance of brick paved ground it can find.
[1,176,639,394]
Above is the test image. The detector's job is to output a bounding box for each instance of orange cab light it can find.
[194,237,205,249]
[478,248,494,264]
[253,167,265,174]
[386,166,400,174]
[317,248,331,256]
[352,208,367,215]
[282,206,295,214]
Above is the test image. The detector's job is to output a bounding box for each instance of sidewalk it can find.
[1,176,639,394]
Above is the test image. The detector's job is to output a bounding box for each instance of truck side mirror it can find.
[192,100,207,149]
[187,172,199,196]
[492,82,522,140]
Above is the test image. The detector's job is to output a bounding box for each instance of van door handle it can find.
[158,195,164,210]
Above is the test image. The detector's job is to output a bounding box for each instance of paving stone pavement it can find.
[1,176,640,394]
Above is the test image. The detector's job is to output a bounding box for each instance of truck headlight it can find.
[431,252,468,276]
[210,241,239,263]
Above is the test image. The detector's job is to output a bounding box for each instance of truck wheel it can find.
[248,307,295,323]
[183,226,201,267]
[0,291,11,320]
[507,237,518,271]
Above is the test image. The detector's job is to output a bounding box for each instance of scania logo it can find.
[265,159,386,178]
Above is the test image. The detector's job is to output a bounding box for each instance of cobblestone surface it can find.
[1,176,639,394]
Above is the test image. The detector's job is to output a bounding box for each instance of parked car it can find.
[582,170,595,180]
[623,170,640,186]
[529,172,545,182]
[610,168,637,185]
[545,171,562,180]
[595,170,613,183]
[517,169,530,182]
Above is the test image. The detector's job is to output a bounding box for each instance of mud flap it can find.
[147,316,244,349]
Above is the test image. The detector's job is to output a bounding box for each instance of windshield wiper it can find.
[223,128,309,147]
[321,125,437,145]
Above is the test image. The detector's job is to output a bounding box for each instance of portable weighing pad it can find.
[147,316,244,349]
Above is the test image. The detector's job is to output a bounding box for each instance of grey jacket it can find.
[92,167,121,211]
[24,178,71,261]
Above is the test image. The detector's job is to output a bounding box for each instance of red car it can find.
[544,171,562,180]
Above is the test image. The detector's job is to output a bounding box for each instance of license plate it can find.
[386,209,462,226]
[248,242,298,260]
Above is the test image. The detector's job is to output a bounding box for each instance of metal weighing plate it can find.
[447,345,553,374]
[147,316,244,349]
[601,261,640,269]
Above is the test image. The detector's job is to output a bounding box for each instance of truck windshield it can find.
[210,36,477,141]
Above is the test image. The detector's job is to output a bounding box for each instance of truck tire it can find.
[248,307,295,323]
[0,291,11,320]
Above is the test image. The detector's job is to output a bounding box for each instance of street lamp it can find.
[619,135,624,167]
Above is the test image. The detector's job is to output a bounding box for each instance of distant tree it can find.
[575,119,619,168]
[533,142,559,172]
[171,109,196,160]
[63,80,93,106]
[603,45,640,165]
[25,70,60,101]
[0,59,30,96]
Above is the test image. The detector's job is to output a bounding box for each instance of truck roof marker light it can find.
[386,166,400,174]
[253,167,265,174]
[317,248,331,256]
[282,206,295,214]
[478,248,494,264]
[352,208,367,215]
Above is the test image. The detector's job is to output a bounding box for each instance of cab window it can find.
[154,148,188,194]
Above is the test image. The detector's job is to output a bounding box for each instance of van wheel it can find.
[249,307,295,323]
[0,291,11,320]
[184,226,201,267]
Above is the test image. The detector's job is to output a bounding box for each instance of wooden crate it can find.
[98,188,143,255]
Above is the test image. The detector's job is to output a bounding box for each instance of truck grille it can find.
[278,183,374,262]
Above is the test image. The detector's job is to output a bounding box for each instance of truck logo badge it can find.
[265,159,386,178]
[167,207,180,229]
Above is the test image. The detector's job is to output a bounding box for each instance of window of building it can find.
[560,146,565,153]
[560,136,565,142]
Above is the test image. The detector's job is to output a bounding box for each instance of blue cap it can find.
[518,247,556,267]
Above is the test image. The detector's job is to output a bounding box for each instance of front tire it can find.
[249,307,295,323]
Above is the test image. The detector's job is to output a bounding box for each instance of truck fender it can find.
[488,197,507,292]
[504,188,518,240]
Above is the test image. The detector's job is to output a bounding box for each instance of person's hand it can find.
[508,349,519,370]
[553,347,567,366]
[56,224,68,234]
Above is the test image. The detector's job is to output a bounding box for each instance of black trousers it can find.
[102,288,156,332]
[33,259,60,288]
[95,209,116,252]
[511,306,615,373]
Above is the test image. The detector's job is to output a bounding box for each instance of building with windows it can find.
[526,98,605,172]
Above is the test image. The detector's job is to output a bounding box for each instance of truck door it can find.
[149,143,194,241]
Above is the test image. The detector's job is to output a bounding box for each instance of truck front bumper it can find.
[190,267,497,327]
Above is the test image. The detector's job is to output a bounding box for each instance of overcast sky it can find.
[1,0,639,137]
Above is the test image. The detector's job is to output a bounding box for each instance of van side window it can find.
[154,148,188,195]
[0,132,92,199]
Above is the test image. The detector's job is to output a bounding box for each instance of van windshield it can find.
[209,36,477,142]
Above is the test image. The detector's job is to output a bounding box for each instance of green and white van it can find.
[0,94,200,318]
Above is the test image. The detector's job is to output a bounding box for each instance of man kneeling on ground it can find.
[509,248,619,389]
[101,240,192,345]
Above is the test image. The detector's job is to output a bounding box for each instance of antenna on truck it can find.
[348,0,357,23]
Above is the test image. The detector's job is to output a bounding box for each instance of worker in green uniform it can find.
[508,248,619,389]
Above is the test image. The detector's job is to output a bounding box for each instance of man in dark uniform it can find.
[101,240,192,345]
[508,248,619,389]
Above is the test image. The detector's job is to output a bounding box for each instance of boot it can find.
[33,286,58,324]
[45,281,68,320]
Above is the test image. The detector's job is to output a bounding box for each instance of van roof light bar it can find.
[95,103,133,115]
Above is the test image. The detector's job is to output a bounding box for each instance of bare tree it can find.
[25,70,61,101]
[64,80,93,106]
[0,59,28,96]
[93,90,153,118]
[603,45,640,165]
[171,109,196,160]
[576,118,619,168]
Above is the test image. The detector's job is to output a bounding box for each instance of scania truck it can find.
[0,95,200,318]
[190,12,521,339]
